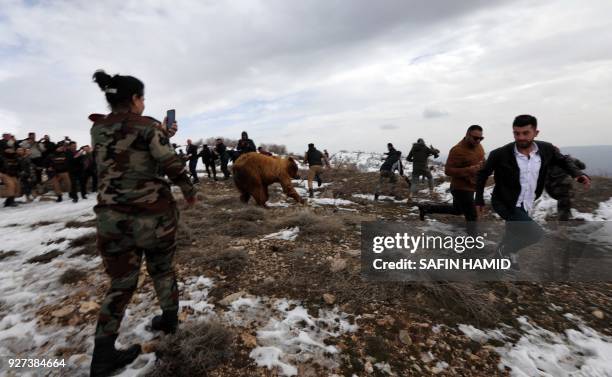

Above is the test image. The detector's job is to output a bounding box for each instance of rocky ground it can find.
[0,167,610,376]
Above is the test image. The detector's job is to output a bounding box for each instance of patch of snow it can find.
[458,324,507,343]
[262,227,300,241]
[352,193,409,204]
[497,316,612,377]
[309,198,356,206]
[226,296,357,376]
[460,315,612,377]
[267,201,290,208]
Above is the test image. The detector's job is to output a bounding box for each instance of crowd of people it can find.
[0,132,97,207]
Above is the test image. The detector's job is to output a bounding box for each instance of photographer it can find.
[90,70,197,377]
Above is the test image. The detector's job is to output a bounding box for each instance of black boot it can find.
[4,197,17,207]
[315,174,322,187]
[56,195,63,202]
[308,189,314,198]
[374,193,379,201]
[418,204,428,221]
[151,311,178,334]
[90,336,141,377]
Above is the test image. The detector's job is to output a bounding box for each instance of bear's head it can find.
[286,157,300,179]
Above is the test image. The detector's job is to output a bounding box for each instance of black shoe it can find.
[72,197,78,203]
[315,174,322,187]
[90,336,141,377]
[56,195,63,203]
[374,193,379,201]
[308,189,314,198]
[3,197,17,207]
[151,311,178,334]
[82,194,88,199]
[418,204,428,221]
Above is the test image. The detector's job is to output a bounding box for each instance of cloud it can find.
[380,124,398,130]
[0,0,611,155]
[423,108,450,119]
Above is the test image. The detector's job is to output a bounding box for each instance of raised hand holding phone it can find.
[162,109,178,137]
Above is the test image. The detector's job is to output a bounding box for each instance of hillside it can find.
[0,165,611,376]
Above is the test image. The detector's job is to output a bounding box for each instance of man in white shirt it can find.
[475,115,590,272]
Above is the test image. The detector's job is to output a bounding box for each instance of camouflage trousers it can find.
[94,206,179,340]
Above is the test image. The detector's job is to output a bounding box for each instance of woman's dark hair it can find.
[92,70,144,111]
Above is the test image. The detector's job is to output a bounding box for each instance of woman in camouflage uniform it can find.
[90,70,196,377]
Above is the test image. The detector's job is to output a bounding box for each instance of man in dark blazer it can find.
[475,114,590,270]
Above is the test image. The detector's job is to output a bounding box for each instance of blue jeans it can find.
[492,201,544,256]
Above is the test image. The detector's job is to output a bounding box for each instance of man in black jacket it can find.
[304,143,329,198]
[374,143,407,201]
[215,139,231,179]
[475,114,590,270]
[236,131,256,156]
[186,139,200,184]
[200,144,217,180]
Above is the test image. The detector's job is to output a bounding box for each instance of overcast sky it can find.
[1,0,611,155]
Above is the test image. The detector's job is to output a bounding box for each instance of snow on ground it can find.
[459,315,612,377]
[330,151,383,172]
[226,296,358,376]
[0,197,102,374]
[309,198,356,206]
[262,227,300,241]
[531,194,612,224]
[0,196,356,376]
[352,193,410,204]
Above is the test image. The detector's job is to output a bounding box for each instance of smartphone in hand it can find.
[166,109,176,129]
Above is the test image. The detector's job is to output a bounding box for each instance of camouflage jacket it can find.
[90,112,196,214]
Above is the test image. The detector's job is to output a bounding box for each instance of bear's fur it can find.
[232,152,304,207]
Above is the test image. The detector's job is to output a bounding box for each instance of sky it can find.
[1,0,611,155]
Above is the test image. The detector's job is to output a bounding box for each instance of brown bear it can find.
[232,153,304,207]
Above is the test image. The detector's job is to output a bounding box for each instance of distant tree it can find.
[205,137,238,148]
[259,143,287,155]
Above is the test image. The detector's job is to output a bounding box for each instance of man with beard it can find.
[419,125,485,235]
[475,114,590,271]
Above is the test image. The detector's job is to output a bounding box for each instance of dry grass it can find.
[59,268,88,285]
[27,250,62,263]
[148,321,234,377]
[69,233,96,249]
[65,219,96,228]
[274,209,346,239]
